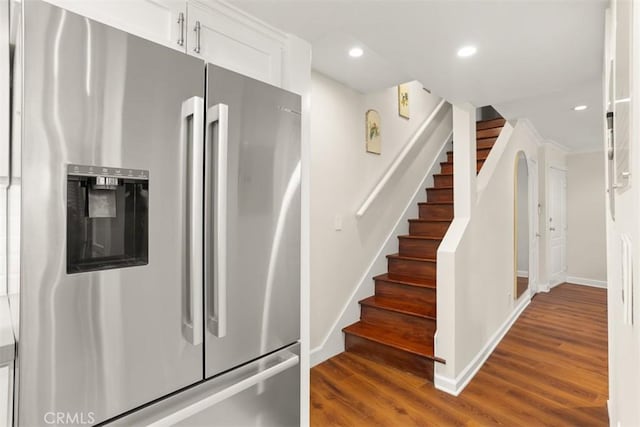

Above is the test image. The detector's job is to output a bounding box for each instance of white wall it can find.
[309,71,448,349]
[605,0,640,425]
[435,119,541,394]
[566,151,607,284]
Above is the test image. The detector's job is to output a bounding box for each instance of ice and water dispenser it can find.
[66,164,149,274]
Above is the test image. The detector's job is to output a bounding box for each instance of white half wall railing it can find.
[356,98,448,217]
[435,114,541,396]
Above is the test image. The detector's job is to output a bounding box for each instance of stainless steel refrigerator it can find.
[7,1,301,425]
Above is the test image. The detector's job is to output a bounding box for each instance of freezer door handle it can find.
[181,96,204,346]
[147,350,299,427]
[205,103,228,338]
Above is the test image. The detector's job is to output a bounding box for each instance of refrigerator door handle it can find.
[147,350,299,427]
[205,103,228,338]
[181,96,205,346]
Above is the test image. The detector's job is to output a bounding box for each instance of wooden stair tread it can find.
[408,218,452,223]
[418,201,453,205]
[441,160,484,165]
[477,140,497,150]
[360,296,435,320]
[476,117,506,130]
[428,186,453,190]
[387,253,436,262]
[398,234,442,241]
[476,125,505,132]
[373,273,436,289]
[343,321,444,362]
[447,148,491,155]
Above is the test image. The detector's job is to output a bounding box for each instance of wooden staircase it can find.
[343,117,506,380]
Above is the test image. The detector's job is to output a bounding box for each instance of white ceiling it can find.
[230,0,607,151]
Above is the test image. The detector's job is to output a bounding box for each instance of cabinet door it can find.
[187,1,284,86]
[42,0,187,52]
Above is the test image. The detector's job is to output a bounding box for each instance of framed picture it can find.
[398,83,410,119]
[365,109,381,154]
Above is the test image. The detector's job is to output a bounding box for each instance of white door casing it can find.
[528,159,540,292]
[548,166,567,285]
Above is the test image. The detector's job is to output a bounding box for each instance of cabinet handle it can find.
[177,12,185,46]
[193,21,201,54]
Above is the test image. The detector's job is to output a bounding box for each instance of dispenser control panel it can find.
[68,164,149,180]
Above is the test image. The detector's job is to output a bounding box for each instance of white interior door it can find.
[548,167,567,284]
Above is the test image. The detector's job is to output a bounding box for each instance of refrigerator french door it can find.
[13,2,206,425]
[203,64,301,379]
[11,2,301,426]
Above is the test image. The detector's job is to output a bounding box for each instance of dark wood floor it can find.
[311,283,608,426]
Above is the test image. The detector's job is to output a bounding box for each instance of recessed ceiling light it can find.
[457,45,477,58]
[349,47,363,58]
[573,105,588,111]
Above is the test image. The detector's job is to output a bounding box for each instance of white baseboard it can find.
[566,276,607,289]
[434,291,531,396]
[549,274,566,289]
[537,281,550,293]
[517,270,529,278]
[310,133,453,367]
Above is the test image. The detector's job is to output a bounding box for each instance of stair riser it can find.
[440,163,453,174]
[479,149,491,160]
[419,203,453,220]
[440,162,483,174]
[477,127,501,139]
[409,221,450,237]
[477,118,506,130]
[447,149,491,163]
[374,281,436,316]
[361,306,436,340]
[388,257,436,281]
[434,175,453,187]
[426,188,453,202]
[399,237,440,258]
[345,334,434,381]
[477,138,497,150]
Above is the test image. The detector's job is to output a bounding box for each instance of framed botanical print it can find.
[366,109,381,154]
[398,83,410,119]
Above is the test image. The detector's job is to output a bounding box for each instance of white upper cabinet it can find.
[39,0,293,87]
[42,0,188,52]
[186,1,284,86]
